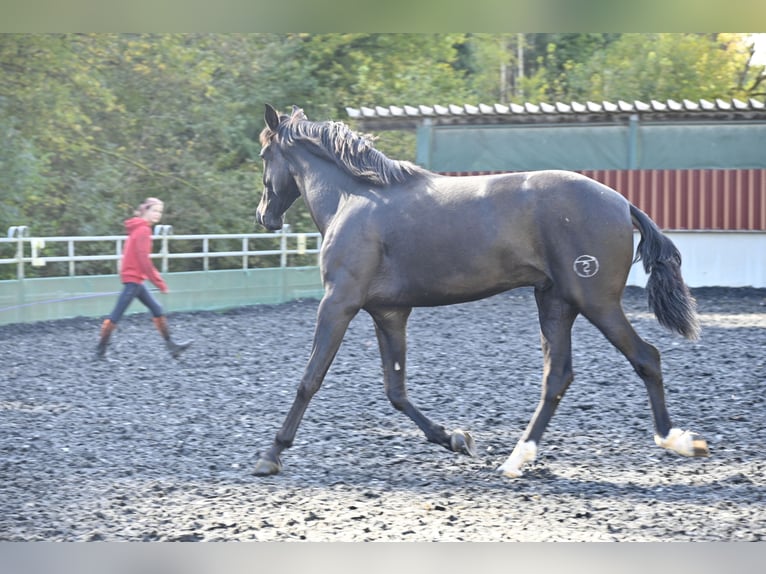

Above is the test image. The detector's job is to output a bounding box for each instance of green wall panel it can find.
[0,267,323,325]
[427,122,766,172]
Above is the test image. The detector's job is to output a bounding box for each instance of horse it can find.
[252,103,709,478]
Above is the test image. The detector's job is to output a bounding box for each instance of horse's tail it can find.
[630,204,700,340]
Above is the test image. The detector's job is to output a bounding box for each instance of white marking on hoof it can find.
[497,440,537,478]
[655,428,709,457]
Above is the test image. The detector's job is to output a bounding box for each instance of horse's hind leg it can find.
[498,287,579,478]
[369,307,476,456]
[583,303,709,458]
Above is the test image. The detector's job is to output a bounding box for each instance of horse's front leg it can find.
[253,295,359,476]
[369,307,476,457]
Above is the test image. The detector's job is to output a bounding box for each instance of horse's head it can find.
[255,104,303,231]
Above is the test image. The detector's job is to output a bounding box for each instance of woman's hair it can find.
[135,197,164,216]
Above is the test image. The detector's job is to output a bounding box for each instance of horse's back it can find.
[439,169,629,216]
[441,169,633,243]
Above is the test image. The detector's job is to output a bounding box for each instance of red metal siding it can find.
[580,169,766,231]
[441,169,766,231]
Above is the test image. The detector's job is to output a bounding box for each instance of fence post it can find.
[280,224,290,268]
[68,239,75,276]
[154,225,173,273]
[242,237,248,270]
[116,238,123,274]
[8,226,29,280]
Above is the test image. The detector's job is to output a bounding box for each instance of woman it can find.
[97,197,192,359]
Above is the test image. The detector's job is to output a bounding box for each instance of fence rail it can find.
[1,225,322,280]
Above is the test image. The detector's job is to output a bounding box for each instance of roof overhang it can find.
[346,98,766,131]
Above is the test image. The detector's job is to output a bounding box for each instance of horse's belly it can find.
[370,258,545,307]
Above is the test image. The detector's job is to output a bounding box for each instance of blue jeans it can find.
[108,282,164,323]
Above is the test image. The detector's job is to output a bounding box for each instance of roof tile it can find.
[346,97,766,123]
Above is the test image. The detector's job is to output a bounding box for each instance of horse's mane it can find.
[260,109,428,186]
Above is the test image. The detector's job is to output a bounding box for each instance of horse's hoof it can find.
[450,429,476,457]
[691,438,710,457]
[496,440,537,479]
[252,457,282,476]
[655,428,710,457]
[496,465,523,479]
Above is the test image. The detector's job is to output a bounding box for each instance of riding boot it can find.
[96,318,116,358]
[152,315,192,359]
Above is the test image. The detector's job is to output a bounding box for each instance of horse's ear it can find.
[264,104,280,131]
[291,105,307,120]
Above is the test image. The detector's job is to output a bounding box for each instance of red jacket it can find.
[120,217,168,292]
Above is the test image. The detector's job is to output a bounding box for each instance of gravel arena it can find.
[1,286,764,542]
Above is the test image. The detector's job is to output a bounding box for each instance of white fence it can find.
[1,225,322,280]
[3,226,766,288]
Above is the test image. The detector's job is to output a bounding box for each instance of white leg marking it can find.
[654,427,707,457]
[394,362,401,371]
[497,440,537,478]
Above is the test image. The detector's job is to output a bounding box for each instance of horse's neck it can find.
[293,151,349,235]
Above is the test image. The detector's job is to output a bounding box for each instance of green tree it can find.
[566,33,757,102]
[0,34,119,236]
[456,33,761,104]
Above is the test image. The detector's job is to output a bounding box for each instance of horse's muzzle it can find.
[256,209,283,231]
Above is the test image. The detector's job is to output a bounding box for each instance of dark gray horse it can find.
[253,103,708,478]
